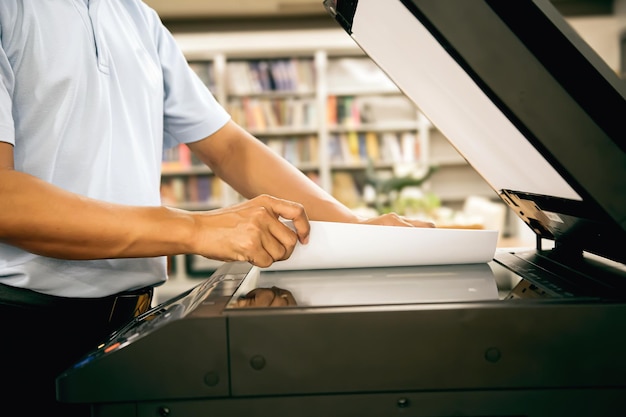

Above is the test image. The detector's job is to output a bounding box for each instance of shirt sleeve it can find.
[0,39,15,146]
[144,7,231,150]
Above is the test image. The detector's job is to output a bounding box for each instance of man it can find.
[0,1,432,415]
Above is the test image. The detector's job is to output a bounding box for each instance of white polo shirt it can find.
[0,0,231,297]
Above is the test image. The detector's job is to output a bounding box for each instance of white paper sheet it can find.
[264,221,498,272]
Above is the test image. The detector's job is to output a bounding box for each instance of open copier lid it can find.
[325,0,626,265]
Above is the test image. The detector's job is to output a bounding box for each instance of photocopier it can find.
[56,1,626,416]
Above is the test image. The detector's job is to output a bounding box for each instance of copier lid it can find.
[325,0,626,264]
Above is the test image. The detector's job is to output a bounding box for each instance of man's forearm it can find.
[230,142,359,222]
[189,121,361,223]
[0,169,195,260]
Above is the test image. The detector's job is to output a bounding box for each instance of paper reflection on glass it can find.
[229,263,499,308]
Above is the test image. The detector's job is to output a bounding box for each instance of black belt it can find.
[0,283,153,329]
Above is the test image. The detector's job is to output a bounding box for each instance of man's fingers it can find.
[363,213,412,227]
[236,287,297,308]
[262,219,301,261]
[407,219,436,228]
[244,220,297,267]
[275,287,297,306]
[261,195,310,245]
[363,213,435,228]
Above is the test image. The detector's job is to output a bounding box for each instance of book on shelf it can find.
[332,172,361,209]
[327,95,360,127]
[328,131,420,165]
[228,97,317,131]
[326,94,338,126]
[400,131,420,163]
[242,97,268,131]
[283,139,299,165]
[162,143,192,171]
[187,175,199,203]
[255,60,272,91]
[226,58,315,95]
[263,135,319,166]
[160,175,224,208]
[161,144,209,173]
[365,131,380,161]
[327,95,418,127]
[226,61,258,95]
[188,62,215,91]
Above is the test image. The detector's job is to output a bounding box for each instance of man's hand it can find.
[189,194,310,268]
[359,212,436,228]
[236,286,297,307]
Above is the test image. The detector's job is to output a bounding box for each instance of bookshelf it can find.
[154,28,500,302]
[224,57,320,180]
[162,28,444,206]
